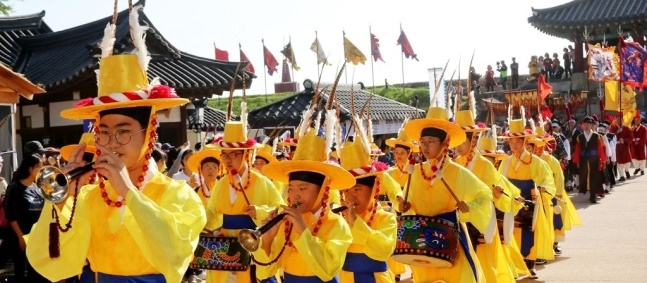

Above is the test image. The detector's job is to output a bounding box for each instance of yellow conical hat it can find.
[186,148,222,173]
[455,110,488,132]
[262,130,355,190]
[404,107,466,148]
[339,139,390,179]
[385,120,419,152]
[255,144,278,164]
[370,143,384,156]
[213,121,258,150]
[478,126,508,160]
[60,133,97,162]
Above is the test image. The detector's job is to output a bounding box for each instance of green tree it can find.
[0,0,13,16]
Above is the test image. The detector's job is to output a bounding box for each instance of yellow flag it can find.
[604,81,636,112]
[343,36,366,65]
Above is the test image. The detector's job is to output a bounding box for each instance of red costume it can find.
[632,124,647,160]
[615,125,634,164]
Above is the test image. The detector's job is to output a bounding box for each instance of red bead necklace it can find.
[419,147,450,182]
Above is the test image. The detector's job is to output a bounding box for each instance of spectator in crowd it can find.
[497,60,508,90]
[23,140,47,157]
[469,66,481,95]
[151,148,168,174]
[552,53,562,79]
[485,65,496,92]
[3,154,49,282]
[171,149,199,189]
[511,57,519,89]
[543,52,553,81]
[528,55,540,81]
[563,47,572,79]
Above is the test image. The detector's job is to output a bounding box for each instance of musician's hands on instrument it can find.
[537,186,547,193]
[260,209,280,243]
[188,175,199,188]
[244,205,257,219]
[281,205,307,234]
[93,144,136,198]
[59,143,95,201]
[398,201,412,213]
[211,228,222,236]
[492,185,504,198]
[340,200,357,226]
[456,200,470,213]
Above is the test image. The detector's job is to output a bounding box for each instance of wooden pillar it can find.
[574,38,584,73]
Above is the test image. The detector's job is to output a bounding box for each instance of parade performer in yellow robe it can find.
[255,130,355,282]
[527,121,581,255]
[254,143,286,198]
[498,108,556,279]
[477,128,531,278]
[454,110,522,283]
[205,121,284,283]
[187,147,222,209]
[398,107,492,283]
[338,138,398,283]
[26,9,205,282]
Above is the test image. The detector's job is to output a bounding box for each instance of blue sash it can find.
[283,273,338,283]
[80,265,165,283]
[342,253,387,283]
[509,179,535,257]
[552,198,564,230]
[222,214,256,230]
[580,150,598,157]
[436,210,478,282]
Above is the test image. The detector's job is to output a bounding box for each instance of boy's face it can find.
[98,114,147,171]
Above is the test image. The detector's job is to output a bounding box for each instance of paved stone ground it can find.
[398,172,647,283]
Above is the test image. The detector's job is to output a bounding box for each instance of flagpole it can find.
[262,39,268,103]
[343,31,348,84]
[400,25,405,99]
[289,36,296,88]
[370,26,376,94]
[315,31,320,79]
[618,34,623,125]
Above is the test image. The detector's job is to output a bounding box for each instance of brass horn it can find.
[238,203,348,252]
[35,162,95,203]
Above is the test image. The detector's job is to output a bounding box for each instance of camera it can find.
[496,61,500,65]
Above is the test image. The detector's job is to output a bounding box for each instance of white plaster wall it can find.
[21,104,44,128]
[50,101,83,127]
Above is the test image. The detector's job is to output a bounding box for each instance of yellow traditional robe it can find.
[455,150,519,282]
[498,151,556,261]
[339,208,397,283]
[205,169,283,283]
[26,171,206,283]
[405,159,492,283]
[382,169,407,276]
[254,209,353,282]
[540,152,581,241]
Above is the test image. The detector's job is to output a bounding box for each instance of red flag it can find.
[397,29,418,61]
[263,45,279,76]
[215,47,229,61]
[239,45,255,74]
[370,33,384,62]
[537,73,552,103]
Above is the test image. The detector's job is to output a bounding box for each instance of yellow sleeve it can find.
[500,176,524,215]
[26,187,92,282]
[124,179,206,283]
[380,173,403,212]
[292,216,353,281]
[533,157,556,196]
[350,211,397,261]
[547,155,565,195]
[477,158,511,213]
[252,174,285,226]
[205,179,225,231]
[454,165,493,232]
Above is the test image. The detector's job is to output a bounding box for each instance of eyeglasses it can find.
[220,152,244,160]
[97,128,146,146]
[202,165,219,171]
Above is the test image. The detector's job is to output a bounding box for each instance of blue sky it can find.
[12,0,573,96]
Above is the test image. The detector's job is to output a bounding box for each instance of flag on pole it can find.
[215,44,229,61]
[280,41,300,70]
[239,44,255,73]
[604,81,636,112]
[587,43,619,81]
[370,33,384,62]
[397,29,418,61]
[343,35,367,65]
[263,44,279,76]
[537,73,553,102]
[310,37,331,65]
[619,37,647,89]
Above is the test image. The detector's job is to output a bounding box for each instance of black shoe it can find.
[634,169,641,175]
[566,186,573,192]
[535,258,547,265]
[626,172,631,180]
[395,275,401,282]
[619,177,626,182]
[553,243,563,255]
[590,199,598,204]
[642,171,645,176]
[529,269,539,279]
[604,189,610,194]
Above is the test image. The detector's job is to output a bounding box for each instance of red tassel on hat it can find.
[49,208,60,258]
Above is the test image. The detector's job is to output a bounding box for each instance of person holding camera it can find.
[496,60,508,90]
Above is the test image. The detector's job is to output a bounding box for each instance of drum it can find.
[514,201,535,228]
[393,214,460,268]
[189,235,251,271]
